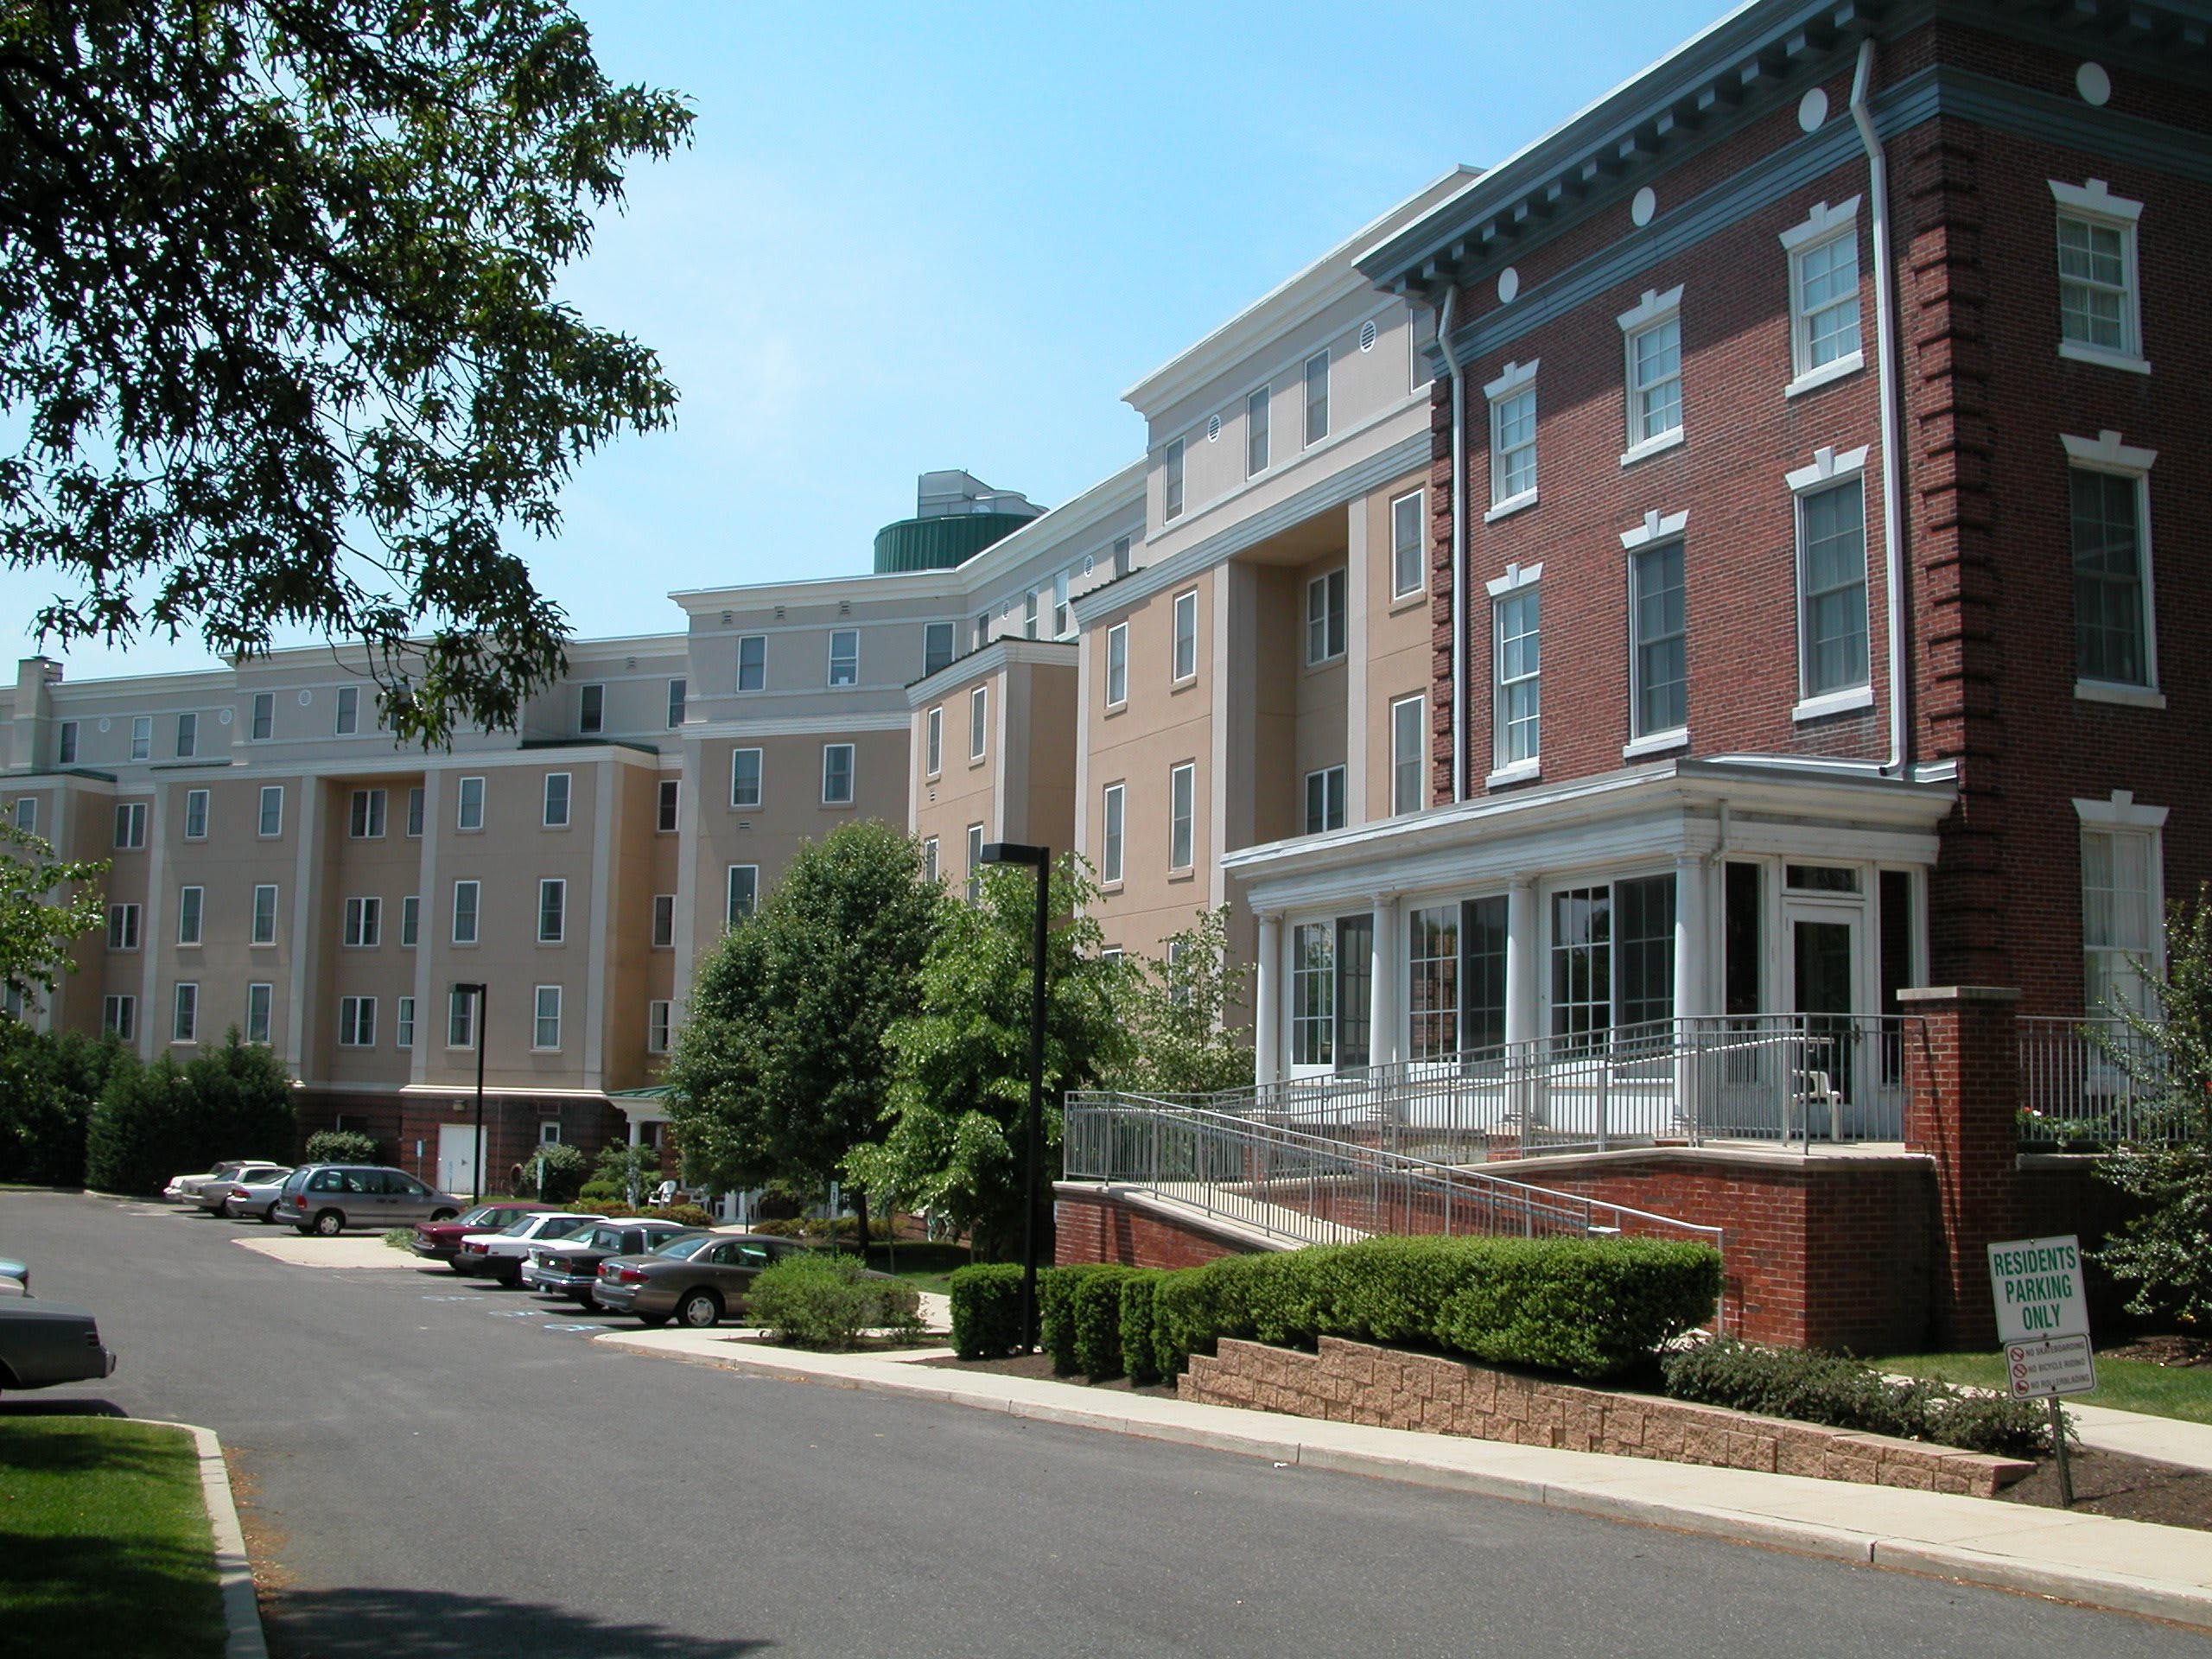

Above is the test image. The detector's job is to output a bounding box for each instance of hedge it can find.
[86,1034,296,1196]
[747,1254,921,1349]
[1660,1338,2056,1458]
[951,1236,1720,1383]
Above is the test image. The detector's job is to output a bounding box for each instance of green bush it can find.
[747,1215,894,1243]
[1037,1263,1101,1375]
[562,1197,715,1228]
[748,1254,920,1349]
[303,1128,379,1166]
[1661,1338,2055,1458]
[949,1262,1027,1361]
[518,1141,588,1203]
[1149,1236,1720,1382]
[1071,1266,1145,1379]
[86,1034,297,1196]
[0,1027,125,1187]
[1117,1271,1168,1386]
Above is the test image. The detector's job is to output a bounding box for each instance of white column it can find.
[1368,896,1398,1068]
[1503,877,1539,1048]
[1674,853,1710,1023]
[1254,912,1282,1087]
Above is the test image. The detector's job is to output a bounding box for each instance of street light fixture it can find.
[453,982,486,1201]
[978,840,1049,1355]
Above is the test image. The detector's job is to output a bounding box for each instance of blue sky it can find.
[4,0,1727,683]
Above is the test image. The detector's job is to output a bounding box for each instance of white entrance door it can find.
[1784,900,1863,1135]
[439,1122,480,1199]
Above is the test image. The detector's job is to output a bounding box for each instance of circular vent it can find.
[219,708,233,726]
[1359,319,1378,353]
[1205,414,1222,442]
[298,689,313,706]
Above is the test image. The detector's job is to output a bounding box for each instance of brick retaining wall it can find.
[1181,1336,2031,1498]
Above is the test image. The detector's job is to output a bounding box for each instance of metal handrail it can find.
[2018,1016,2191,1147]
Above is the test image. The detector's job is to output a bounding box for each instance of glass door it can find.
[1786,905,1859,1134]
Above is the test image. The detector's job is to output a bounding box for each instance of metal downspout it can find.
[1438,285,1466,801]
[1850,38,1909,776]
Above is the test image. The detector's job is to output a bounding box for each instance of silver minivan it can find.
[281,1165,465,1236]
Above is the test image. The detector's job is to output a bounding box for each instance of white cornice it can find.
[906,638,1079,709]
[683,710,911,741]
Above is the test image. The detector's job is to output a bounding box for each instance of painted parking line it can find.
[542,1323,603,1333]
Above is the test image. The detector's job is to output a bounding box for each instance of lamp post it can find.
[978,841,1049,1355]
[454,982,486,1200]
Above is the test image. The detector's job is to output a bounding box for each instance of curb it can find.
[140,1418,267,1659]
[597,1334,2212,1632]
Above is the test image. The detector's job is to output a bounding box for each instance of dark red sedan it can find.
[410,1203,557,1268]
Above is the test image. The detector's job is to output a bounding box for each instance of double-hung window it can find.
[1304,350,1329,445]
[183,789,209,840]
[400,894,420,948]
[1101,783,1126,883]
[1246,385,1269,475]
[1172,589,1198,682]
[257,785,283,838]
[349,788,386,839]
[114,801,147,849]
[578,683,605,734]
[245,983,273,1045]
[1490,566,1541,779]
[1306,569,1346,664]
[1618,287,1685,459]
[172,983,198,1044]
[10,798,30,835]
[2081,801,2164,1017]
[647,1001,672,1054]
[2051,179,2145,372]
[1782,198,1863,391]
[334,685,359,735]
[737,634,766,691]
[251,885,278,945]
[342,896,380,948]
[666,677,687,728]
[922,837,939,885]
[456,776,484,831]
[1304,766,1344,836]
[964,825,985,904]
[1485,361,1538,514]
[1391,695,1426,816]
[338,995,376,1048]
[658,778,680,831]
[1104,623,1128,707]
[448,988,476,1049]
[543,772,570,828]
[828,630,859,687]
[1624,513,1689,746]
[537,879,565,944]
[1168,762,1195,871]
[533,986,563,1050]
[396,996,416,1049]
[2064,430,2159,699]
[1788,449,1871,713]
[1053,571,1071,639]
[177,886,204,946]
[822,742,855,805]
[1163,437,1185,520]
[451,880,480,945]
[130,715,150,760]
[734,745,770,817]
[923,621,955,677]
[175,712,197,758]
[108,903,141,950]
[102,995,135,1040]
[1390,490,1425,601]
[925,708,943,777]
[969,686,988,760]
[726,865,758,927]
[1023,590,1039,639]
[405,786,424,837]
[250,692,273,741]
[652,893,675,949]
[55,721,77,765]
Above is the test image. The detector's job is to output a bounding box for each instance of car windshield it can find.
[501,1215,550,1236]
[650,1234,714,1261]
[459,1206,504,1226]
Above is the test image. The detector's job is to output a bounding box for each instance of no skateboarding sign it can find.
[1987,1234,2095,1507]
[2004,1334,2096,1401]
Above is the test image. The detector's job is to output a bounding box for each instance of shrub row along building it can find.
[3,0,2202,1344]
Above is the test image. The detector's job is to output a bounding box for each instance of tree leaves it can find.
[0,1,692,741]
[0,820,107,1009]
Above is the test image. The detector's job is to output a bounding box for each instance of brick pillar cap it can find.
[1894,985,2021,1004]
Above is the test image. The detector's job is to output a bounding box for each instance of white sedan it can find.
[450,1211,598,1286]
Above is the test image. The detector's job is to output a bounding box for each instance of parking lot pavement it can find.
[233,1233,423,1270]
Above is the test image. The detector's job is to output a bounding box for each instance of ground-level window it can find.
[1408,896,1508,1061]
[1550,875,1674,1046]
[1290,914,1373,1071]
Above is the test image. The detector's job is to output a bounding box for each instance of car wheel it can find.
[639,1312,671,1328]
[313,1210,346,1237]
[216,1198,235,1220]
[447,1260,467,1274]
[263,1203,281,1225]
[675,1289,721,1330]
[429,1208,458,1223]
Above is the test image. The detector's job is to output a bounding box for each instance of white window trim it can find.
[646,1000,672,1055]
[2075,791,2168,990]
[727,863,759,925]
[1618,509,1688,551]
[1623,514,1690,749]
[1303,349,1330,447]
[2050,178,2150,374]
[456,776,485,832]
[925,707,943,778]
[542,772,571,829]
[1171,589,1199,683]
[731,747,764,808]
[257,786,283,839]
[177,886,204,947]
[1101,781,1126,886]
[1617,286,1686,464]
[251,885,279,947]
[2063,429,2162,705]
[183,788,209,840]
[1389,488,1427,601]
[1488,565,1541,787]
[1623,729,1691,760]
[1787,451,1873,719]
[827,629,860,687]
[537,878,566,944]
[532,985,563,1052]
[969,685,988,760]
[1305,569,1347,666]
[1483,359,1539,520]
[1168,761,1196,872]
[452,879,480,946]
[736,634,767,691]
[1105,621,1129,709]
[1781,197,1864,395]
[1785,445,1870,495]
[821,741,855,805]
[1484,561,1543,598]
[172,982,198,1045]
[1389,694,1427,817]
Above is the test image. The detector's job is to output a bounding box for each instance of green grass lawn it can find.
[858,1241,971,1297]
[0,1417,227,1658]
[1874,1351,2212,1426]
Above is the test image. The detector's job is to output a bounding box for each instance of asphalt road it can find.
[3,1188,2203,1659]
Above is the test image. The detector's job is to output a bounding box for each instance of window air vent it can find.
[1206,414,1222,442]
[1359,319,1378,352]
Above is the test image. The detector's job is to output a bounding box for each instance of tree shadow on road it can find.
[0,1395,127,1416]
[265,1586,770,1658]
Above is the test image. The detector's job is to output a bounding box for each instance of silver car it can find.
[278,1164,465,1236]
[0,1301,117,1390]
[195,1164,291,1217]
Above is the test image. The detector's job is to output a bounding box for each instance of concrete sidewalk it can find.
[599,1326,2212,1632]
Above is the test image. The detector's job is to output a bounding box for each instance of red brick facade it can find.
[1421,16,2212,1014]
[1052,1184,1248,1272]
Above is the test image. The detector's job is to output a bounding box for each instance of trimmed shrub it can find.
[747,1254,921,1349]
[518,1141,588,1203]
[1038,1263,1104,1375]
[949,1262,1027,1361]
[1148,1235,1721,1383]
[1116,1271,1168,1386]
[747,1215,895,1243]
[0,1027,124,1188]
[562,1198,715,1228]
[1661,1339,2056,1458]
[1071,1266,1144,1379]
[86,1034,297,1196]
[304,1128,379,1166]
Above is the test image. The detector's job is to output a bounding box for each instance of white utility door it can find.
[438,1122,480,1200]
